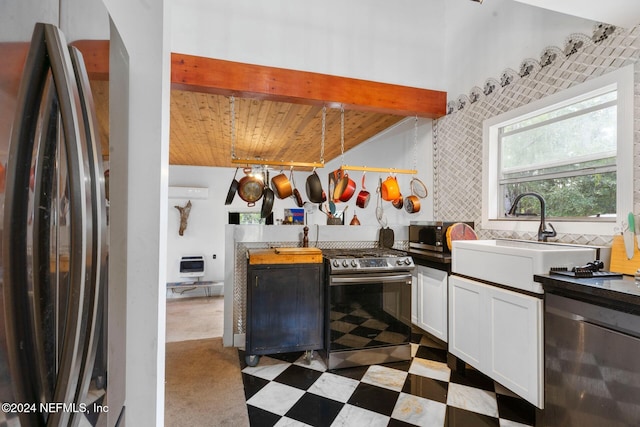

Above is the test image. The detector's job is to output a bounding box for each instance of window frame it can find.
[482,65,634,236]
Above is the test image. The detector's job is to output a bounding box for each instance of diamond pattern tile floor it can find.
[239,331,537,426]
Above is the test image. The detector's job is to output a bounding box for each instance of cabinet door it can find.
[415,266,448,342]
[486,285,542,407]
[247,264,323,354]
[411,272,418,325]
[448,275,484,368]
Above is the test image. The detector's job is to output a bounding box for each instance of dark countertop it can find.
[534,273,640,314]
[408,251,451,264]
[408,251,451,272]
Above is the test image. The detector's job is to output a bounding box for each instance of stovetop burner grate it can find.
[322,248,407,258]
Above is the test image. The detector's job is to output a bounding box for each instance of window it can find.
[483,65,633,236]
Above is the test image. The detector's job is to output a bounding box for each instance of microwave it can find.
[409,221,474,254]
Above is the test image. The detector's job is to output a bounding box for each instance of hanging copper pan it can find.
[405,195,421,213]
[356,173,370,208]
[271,171,292,199]
[392,194,404,210]
[237,168,264,206]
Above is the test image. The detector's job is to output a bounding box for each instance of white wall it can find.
[171,0,447,91]
[441,0,596,101]
[60,0,110,41]
[171,0,597,102]
[101,0,171,425]
[167,168,229,283]
[513,0,640,29]
[0,0,59,41]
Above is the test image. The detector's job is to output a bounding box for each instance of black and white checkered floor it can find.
[239,332,536,427]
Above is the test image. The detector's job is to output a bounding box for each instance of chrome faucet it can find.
[507,192,556,242]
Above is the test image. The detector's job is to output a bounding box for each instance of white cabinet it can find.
[448,275,483,366]
[449,275,543,408]
[412,265,448,342]
[486,283,542,407]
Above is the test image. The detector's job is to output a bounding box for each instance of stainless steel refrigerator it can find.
[0,22,108,426]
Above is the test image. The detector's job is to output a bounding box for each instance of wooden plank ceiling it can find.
[90,83,408,168]
[11,41,447,169]
[169,92,405,168]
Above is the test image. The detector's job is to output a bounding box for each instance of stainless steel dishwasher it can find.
[545,293,640,426]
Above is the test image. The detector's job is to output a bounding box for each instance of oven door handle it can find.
[330,274,412,285]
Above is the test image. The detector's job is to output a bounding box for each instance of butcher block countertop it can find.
[248,247,323,265]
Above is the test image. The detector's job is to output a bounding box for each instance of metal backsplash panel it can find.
[435,24,640,248]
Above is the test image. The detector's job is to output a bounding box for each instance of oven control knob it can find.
[404,258,412,265]
[342,260,349,268]
[396,259,404,266]
[332,260,340,268]
[351,260,358,267]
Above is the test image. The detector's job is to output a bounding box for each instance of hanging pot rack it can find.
[229,96,326,169]
[231,158,325,169]
[338,165,417,174]
[338,113,418,175]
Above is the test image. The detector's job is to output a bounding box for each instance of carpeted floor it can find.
[165,337,250,426]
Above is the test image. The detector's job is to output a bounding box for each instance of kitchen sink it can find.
[451,239,597,293]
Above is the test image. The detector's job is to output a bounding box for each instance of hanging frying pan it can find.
[261,186,274,218]
[225,168,239,205]
[305,170,324,203]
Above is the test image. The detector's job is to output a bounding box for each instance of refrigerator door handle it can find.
[31,76,61,407]
[3,22,100,426]
[68,45,108,425]
[4,22,56,427]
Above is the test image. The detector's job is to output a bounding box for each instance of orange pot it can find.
[271,172,293,199]
[381,176,400,201]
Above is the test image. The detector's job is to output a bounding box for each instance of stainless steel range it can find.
[323,248,414,370]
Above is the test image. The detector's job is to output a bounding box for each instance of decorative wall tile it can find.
[436,24,640,245]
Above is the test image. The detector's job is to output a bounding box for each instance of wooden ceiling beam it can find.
[171,54,447,119]
[55,41,448,118]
